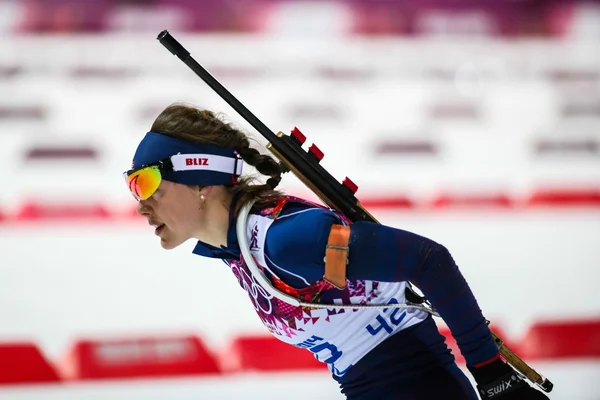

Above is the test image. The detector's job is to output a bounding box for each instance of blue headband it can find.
[131,131,243,186]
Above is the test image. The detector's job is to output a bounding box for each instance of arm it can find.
[347,220,500,367]
[266,211,498,367]
[267,213,550,398]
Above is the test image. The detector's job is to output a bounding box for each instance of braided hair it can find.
[150,102,284,211]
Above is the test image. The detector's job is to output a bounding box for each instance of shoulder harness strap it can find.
[324,224,350,289]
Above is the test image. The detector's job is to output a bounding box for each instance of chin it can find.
[160,239,177,250]
[159,236,185,250]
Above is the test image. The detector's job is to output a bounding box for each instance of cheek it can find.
[171,203,198,225]
[162,193,200,227]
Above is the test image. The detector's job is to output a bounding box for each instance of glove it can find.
[467,358,550,399]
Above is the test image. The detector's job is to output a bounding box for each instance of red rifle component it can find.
[291,127,307,145]
[342,177,358,194]
[308,144,324,161]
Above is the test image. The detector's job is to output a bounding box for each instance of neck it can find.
[193,189,233,248]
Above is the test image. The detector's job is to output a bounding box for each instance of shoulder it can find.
[269,204,343,245]
[263,203,345,280]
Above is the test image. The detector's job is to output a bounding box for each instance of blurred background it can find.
[0,0,599,399]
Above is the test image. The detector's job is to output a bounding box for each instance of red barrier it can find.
[15,202,111,221]
[519,319,600,360]
[223,336,323,372]
[284,192,416,210]
[128,205,143,219]
[431,194,513,208]
[0,342,60,385]
[527,189,600,206]
[361,196,415,209]
[2,189,600,224]
[59,335,221,380]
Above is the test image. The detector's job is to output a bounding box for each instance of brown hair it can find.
[150,102,284,213]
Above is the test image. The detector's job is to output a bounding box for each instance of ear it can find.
[199,186,214,198]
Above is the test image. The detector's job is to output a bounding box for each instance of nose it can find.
[136,199,151,216]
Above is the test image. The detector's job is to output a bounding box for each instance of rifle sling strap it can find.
[324,224,350,289]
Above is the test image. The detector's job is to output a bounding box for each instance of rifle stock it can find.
[489,323,554,392]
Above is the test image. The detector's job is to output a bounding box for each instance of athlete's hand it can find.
[467,358,550,399]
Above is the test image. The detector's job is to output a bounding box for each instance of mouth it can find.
[154,224,165,236]
[149,219,166,236]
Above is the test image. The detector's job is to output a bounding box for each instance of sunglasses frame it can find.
[123,157,174,201]
[124,156,174,178]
